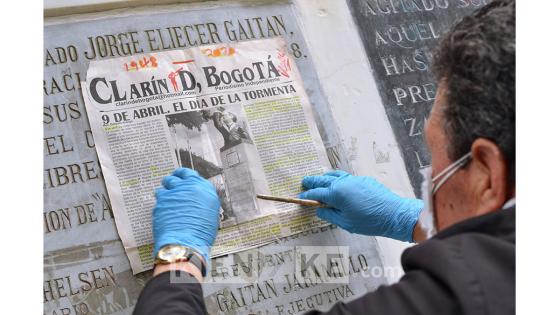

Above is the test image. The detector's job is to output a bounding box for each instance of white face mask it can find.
[418,153,472,239]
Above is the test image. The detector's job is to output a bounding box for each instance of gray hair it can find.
[433,0,515,183]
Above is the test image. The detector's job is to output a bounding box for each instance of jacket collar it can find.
[434,206,516,241]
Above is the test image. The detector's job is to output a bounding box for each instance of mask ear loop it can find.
[432,153,472,194]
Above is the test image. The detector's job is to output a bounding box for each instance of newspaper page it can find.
[81,37,332,274]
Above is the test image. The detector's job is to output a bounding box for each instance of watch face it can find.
[159,245,187,262]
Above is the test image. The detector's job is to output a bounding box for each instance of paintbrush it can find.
[256,194,326,207]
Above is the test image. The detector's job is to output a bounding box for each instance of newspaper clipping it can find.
[81,38,333,274]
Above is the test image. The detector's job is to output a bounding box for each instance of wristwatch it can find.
[154,244,207,277]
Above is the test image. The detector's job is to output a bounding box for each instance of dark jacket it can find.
[134,207,515,315]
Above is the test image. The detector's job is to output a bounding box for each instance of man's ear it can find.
[469,138,509,215]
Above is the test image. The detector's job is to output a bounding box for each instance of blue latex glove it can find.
[152,168,221,262]
[299,170,424,242]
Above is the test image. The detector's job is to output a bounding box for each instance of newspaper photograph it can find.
[81,37,332,274]
[166,104,266,226]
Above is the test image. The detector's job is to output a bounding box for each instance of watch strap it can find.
[184,251,206,277]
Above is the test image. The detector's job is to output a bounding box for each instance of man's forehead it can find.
[424,82,450,152]
[429,83,448,120]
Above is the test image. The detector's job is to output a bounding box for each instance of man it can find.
[134,0,515,314]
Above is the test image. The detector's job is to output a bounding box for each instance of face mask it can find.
[418,153,472,239]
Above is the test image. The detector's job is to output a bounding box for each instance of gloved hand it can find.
[152,168,221,262]
[299,170,424,242]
